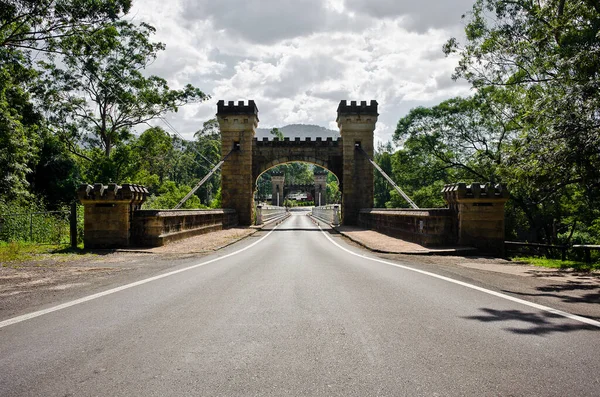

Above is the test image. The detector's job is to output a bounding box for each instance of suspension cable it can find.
[173,146,238,209]
[355,144,419,209]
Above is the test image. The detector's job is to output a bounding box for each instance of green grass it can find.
[512,256,600,272]
[0,241,89,266]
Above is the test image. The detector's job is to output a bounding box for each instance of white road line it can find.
[320,226,600,328]
[0,224,282,330]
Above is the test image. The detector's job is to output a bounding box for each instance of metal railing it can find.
[256,205,288,224]
[312,205,340,226]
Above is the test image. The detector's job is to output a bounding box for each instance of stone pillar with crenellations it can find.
[270,171,285,207]
[443,182,509,256]
[217,100,259,225]
[337,100,378,225]
[313,171,328,206]
[77,183,149,248]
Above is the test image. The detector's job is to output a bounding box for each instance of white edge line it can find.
[0,224,281,329]
[320,226,600,328]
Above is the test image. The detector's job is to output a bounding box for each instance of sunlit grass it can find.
[0,241,90,266]
[512,256,600,272]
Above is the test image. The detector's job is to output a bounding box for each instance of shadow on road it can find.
[501,281,600,306]
[463,308,599,335]
[51,246,118,256]
[268,228,336,232]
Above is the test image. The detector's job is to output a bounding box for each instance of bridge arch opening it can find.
[255,161,340,207]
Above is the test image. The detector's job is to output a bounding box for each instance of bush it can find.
[0,198,71,244]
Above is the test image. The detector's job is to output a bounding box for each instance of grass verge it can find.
[512,256,600,272]
[0,241,90,266]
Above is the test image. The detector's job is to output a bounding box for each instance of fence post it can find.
[29,213,33,242]
[70,202,78,248]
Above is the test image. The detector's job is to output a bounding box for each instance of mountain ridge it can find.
[255,124,339,139]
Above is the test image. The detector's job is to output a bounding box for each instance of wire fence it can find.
[0,205,80,245]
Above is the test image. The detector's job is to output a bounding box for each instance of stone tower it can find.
[337,100,378,224]
[271,171,285,207]
[216,100,259,225]
[313,171,328,206]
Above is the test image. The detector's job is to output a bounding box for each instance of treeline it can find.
[374,0,600,246]
[1,1,216,212]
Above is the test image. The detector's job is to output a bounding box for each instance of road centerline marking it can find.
[0,223,284,329]
[320,226,600,328]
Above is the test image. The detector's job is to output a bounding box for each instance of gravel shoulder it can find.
[0,227,256,321]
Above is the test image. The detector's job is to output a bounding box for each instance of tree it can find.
[36,20,208,179]
[27,131,80,208]
[133,127,174,186]
[326,172,340,204]
[444,0,600,206]
[0,0,132,203]
[394,89,519,184]
[188,118,222,205]
[0,0,131,52]
[373,142,393,208]
[270,127,284,140]
[0,48,41,202]
[437,0,600,244]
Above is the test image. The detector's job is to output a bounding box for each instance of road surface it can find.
[1,211,599,396]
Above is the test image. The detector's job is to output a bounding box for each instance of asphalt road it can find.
[1,211,599,396]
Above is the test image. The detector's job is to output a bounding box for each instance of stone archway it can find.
[265,168,332,207]
[217,100,378,225]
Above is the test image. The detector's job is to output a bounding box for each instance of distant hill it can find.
[255,124,339,140]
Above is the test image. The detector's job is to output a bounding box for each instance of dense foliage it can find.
[0,0,213,216]
[373,0,600,248]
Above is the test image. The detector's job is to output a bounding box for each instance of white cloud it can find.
[129,0,474,144]
[344,0,475,31]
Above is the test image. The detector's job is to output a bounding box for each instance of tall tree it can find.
[0,49,41,202]
[36,20,207,181]
[373,142,393,208]
[444,0,600,200]
[1,0,131,202]
[0,0,131,51]
[441,0,600,243]
[394,89,518,184]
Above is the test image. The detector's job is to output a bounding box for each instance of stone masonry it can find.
[77,183,149,248]
[337,100,378,225]
[217,100,259,225]
[443,183,509,255]
[314,171,328,206]
[271,171,285,207]
[218,99,376,225]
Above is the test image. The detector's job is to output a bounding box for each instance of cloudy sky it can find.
[129,0,475,145]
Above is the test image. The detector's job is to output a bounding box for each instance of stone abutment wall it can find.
[358,208,453,247]
[358,183,509,256]
[132,209,238,247]
[78,183,238,248]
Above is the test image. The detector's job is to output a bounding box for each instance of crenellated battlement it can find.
[442,182,509,255]
[253,136,341,146]
[443,182,509,203]
[216,100,259,117]
[77,183,149,205]
[337,100,378,117]
[77,183,150,248]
